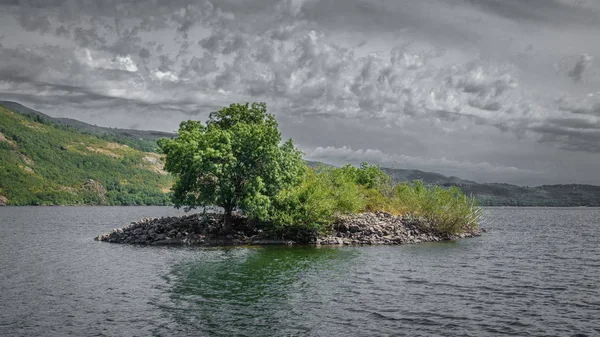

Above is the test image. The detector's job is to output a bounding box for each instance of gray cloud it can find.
[303,145,545,184]
[462,0,600,26]
[558,95,600,116]
[567,54,593,83]
[17,11,52,33]
[1,0,600,184]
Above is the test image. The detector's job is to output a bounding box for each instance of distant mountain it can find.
[305,160,333,169]
[451,182,600,207]
[381,167,477,186]
[381,167,600,206]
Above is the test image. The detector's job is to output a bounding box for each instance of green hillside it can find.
[0,101,175,152]
[0,104,173,206]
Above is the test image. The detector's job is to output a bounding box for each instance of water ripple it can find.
[1,207,599,336]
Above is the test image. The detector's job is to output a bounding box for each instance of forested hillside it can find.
[0,101,175,152]
[0,104,173,206]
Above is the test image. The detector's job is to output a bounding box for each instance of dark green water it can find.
[1,207,599,336]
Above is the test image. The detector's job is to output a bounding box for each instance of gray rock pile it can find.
[95,211,483,246]
[94,212,265,246]
[318,211,482,245]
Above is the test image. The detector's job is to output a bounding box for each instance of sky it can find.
[1,0,600,185]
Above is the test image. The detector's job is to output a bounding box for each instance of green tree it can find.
[158,102,305,232]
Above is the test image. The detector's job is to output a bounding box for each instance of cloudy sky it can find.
[1,0,600,185]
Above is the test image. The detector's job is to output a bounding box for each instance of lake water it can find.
[0,207,599,337]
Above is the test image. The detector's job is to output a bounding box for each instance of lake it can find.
[0,207,598,336]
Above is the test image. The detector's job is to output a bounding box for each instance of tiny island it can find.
[96,102,483,246]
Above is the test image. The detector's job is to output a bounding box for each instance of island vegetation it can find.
[148,102,482,243]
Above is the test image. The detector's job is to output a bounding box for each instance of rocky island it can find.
[95,102,484,246]
[95,211,484,246]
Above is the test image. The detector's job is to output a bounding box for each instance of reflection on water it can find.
[161,247,358,336]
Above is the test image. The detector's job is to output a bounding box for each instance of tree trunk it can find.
[223,207,233,233]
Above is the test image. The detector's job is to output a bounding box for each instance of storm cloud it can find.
[1,0,599,185]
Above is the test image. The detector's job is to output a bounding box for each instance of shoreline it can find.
[94,211,484,246]
[2,204,596,208]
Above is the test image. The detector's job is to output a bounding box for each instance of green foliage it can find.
[98,134,159,152]
[268,170,337,242]
[0,105,172,206]
[263,164,391,240]
[264,165,482,239]
[339,162,391,191]
[158,102,305,231]
[393,181,482,235]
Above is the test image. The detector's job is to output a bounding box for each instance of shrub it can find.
[338,162,391,192]
[267,170,336,242]
[260,165,482,240]
[326,166,364,213]
[393,181,482,235]
[262,165,372,241]
[362,187,397,214]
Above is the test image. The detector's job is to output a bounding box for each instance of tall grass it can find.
[260,162,482,239]
[392,181,482,235]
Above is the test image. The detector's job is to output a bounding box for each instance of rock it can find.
[336,224,349,232]
[349,225,361,233]
[153,238,182,245]
[81,179,108,205]
[250,239,295,245]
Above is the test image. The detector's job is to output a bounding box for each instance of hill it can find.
[0,101,175,152]
[0,103,173,206]
[381,167,476,185]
